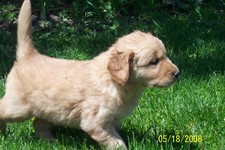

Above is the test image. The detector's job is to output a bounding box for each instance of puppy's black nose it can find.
[173,70,180,78]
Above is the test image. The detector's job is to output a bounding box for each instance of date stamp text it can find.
[158,135,203,143]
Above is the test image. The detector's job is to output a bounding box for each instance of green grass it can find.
[0,2,225,150]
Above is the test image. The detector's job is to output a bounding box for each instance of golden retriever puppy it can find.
[0,0,179,149]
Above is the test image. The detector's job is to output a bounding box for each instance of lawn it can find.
[0,1,225,150]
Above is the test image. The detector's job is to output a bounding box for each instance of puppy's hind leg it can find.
[0,120,6,134]
[0,96,32,134]
[0,98,7,134]
[33,118,54,141]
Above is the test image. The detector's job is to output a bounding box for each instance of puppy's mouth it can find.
[149,77,178,88]
[152,69,180,88]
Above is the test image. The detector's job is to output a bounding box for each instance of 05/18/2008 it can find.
[158,135,203,143]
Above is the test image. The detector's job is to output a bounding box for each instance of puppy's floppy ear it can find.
[108,50,134,85]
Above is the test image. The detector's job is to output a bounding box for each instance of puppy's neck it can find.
[116,82,145,101]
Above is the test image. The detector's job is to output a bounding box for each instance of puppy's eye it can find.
[150,58,159,65]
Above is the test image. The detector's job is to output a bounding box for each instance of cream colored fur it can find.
[0,0,179,149]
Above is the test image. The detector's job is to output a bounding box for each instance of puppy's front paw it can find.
[108,140,127,150]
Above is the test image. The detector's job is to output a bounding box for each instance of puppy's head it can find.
[108,31,179,87]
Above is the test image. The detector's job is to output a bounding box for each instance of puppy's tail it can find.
[17,0,37,61]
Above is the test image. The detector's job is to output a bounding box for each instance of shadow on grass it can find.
[52,126,101,149]
[158,10,225,77]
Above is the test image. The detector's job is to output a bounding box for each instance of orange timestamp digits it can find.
[158,135,203,143]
